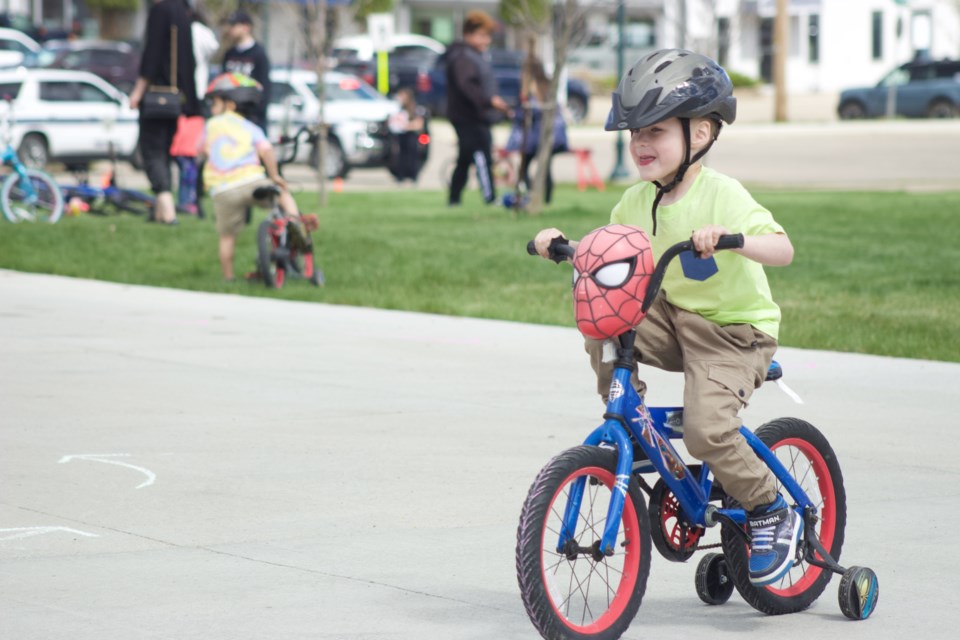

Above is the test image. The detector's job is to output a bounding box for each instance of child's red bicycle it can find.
[253,126,323,289]
[253,184,323,289]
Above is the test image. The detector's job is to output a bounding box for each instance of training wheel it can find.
[695,552,734,605]
[838,566,879,620]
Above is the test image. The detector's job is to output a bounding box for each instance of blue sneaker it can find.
[747,495,802,586]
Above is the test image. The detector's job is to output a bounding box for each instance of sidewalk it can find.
[2,269,958,639]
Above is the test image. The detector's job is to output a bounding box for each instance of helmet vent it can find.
[655,61,672,73]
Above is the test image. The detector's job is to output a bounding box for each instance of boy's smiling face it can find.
[628,117,686,183]
[628,117,714,184]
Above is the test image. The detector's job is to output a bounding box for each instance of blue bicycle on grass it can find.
[0,100,63,224]
[517,231,878,640]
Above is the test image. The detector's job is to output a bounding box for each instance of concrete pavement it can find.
[96,89,960,198]
[2,269,959,638]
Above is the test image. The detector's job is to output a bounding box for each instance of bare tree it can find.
[502,0,584,215]
[277,0,333,207]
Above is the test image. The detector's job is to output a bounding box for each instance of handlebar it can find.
[527,233,745,314]
[526,237,574,263]
[275,125,318,167]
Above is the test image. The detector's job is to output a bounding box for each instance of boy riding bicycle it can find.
[533,50,798,587]
[197,72,317,281]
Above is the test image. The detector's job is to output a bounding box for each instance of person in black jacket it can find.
[221,10,272,131]
[129,0,199,225]
[445,10,511,206]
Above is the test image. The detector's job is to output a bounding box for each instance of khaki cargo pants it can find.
[585,294,779,511]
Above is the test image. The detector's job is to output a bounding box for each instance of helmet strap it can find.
[649,118,717,236]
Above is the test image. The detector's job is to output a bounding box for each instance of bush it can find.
[727,70,760,88]
[85,0,139,10]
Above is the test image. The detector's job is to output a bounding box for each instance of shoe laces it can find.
[751,524,776,552]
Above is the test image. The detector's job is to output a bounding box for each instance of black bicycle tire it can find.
[1,168,64,223]
[256,220,278,288]
[720,417,847,615]
[111,189,155,216]
[517,445,651,640]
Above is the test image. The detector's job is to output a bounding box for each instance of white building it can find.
[355,0,960,93]
[714,0,960,92]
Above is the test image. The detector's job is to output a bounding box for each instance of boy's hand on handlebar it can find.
[534,228,568,259]
[691,224,731,260]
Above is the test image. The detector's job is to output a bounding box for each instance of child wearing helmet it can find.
[533,49,797,588]
[198,72,317,282]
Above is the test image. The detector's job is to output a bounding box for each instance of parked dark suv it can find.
[418,48,590,123]
[23,40,140,94]
[837,58,960,119]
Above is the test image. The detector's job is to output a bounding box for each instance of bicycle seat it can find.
[253,185,281,200]
[766,360,783,382]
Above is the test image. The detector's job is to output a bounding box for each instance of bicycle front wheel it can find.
[517,445,651,640]
[1,168,64,223]
[256,220,283,288]
[721,417,847,615]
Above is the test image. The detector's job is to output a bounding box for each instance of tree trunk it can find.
[527,0,577,215]
[97,9,137,41]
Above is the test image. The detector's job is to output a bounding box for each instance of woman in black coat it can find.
[128,0,199,225]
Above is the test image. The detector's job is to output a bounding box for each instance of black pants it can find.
[518,151,555,204]
[449,121,494,205]
[139,117,178,194]
[390,132,421,181]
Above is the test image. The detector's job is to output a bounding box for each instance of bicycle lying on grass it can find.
[517,229,878,640]
[0,99,63,224]
[59,143,196,219]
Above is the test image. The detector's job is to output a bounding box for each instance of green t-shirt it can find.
[610,166,785,339]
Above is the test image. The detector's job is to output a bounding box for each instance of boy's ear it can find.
[691,118,715,149]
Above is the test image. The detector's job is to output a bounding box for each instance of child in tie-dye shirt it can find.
[197,73,314,281]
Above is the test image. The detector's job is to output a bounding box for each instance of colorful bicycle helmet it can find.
[206,72,262,109]
[605,49,737,235]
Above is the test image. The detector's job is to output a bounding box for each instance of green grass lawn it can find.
[1,186,958,362]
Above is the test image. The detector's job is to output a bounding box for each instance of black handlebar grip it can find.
[527,237,572,264]
[714,233,745,251]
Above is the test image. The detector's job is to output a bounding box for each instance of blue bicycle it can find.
[0,101,63,224]
[517,233,878,640]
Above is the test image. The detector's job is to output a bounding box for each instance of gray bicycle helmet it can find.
[605,49,736,132]
[605,49,737,235]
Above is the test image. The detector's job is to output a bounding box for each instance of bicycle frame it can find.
[2,145,39,202]
[558,331,818,557]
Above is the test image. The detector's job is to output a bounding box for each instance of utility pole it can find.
[609,1,629,180]
[773,0,788,122]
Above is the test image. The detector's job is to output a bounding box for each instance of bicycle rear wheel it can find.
[256,220,285,288]
[517,445,651,640]
[1,169,64,223]
[720,418,846,615]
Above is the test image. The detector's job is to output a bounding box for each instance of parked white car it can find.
[0,67,139,168]
[268,69,401,178]
[0,27,41,69]
[331,33,445,62]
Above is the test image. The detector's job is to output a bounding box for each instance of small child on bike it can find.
[533,49,798,588]
[197,72,317,281]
